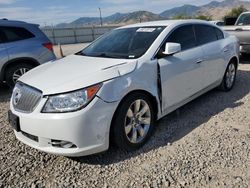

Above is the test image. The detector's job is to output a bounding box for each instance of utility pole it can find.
[99,7,103,27]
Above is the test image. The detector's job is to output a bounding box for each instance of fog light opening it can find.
[50,140,76,148]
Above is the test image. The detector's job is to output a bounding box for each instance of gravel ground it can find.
[0,58,250,188]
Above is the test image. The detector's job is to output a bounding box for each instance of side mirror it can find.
[163,43,181,55]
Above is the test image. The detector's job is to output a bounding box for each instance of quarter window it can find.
[0,26,35,43]
[166,25,196,51]
[195,25,217,45]
[215,28,224,40]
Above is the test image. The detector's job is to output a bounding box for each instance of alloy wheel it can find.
[225,63,236,88]
[12,68,30,83]
[124,99,151,144]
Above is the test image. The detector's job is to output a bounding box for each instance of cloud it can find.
[0,0,240,25]
[0,0,223,25]
[0,6,99,25]
[0,7,31,20]
[98,0,219,15]
[0,0,15,4]
[101,0,138,4]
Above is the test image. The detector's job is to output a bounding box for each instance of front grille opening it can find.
[21,131,38,142]
[50,139,77,149]
[13,82,42,113]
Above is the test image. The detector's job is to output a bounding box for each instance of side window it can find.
[0,26,35,43]
[165,25,196,51]
[215,28,224,40]
[0,29,4,44]
[195,25,217,45]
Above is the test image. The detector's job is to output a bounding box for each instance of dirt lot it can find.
[0,57,250,188]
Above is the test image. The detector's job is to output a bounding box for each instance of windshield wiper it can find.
[96,53,119,58]
[95,52,128,59]
[96,53,112,58]
[76,51,129,59]
[75,51,86,56]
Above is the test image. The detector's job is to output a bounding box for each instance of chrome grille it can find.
[12,82,42,113]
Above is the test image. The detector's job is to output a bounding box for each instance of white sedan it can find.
[9,20,239,157]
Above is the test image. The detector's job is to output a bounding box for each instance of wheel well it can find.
[230,56,238,69]
[109,90,158,144]
[1,58,39,81]
[118,90,158,118]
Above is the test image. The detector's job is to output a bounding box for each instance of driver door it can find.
[157,25,205,112]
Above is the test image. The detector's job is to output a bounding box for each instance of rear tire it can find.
[111,93,156,151]
[5,63,34,88]
[218,61,237,92]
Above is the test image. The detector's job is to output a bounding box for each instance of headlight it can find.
[42,83,102,113]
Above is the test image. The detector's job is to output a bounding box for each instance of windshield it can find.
[236,13,250,25]
[77,26,166,59]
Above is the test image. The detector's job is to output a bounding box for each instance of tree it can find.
[195,15,212,21]
[172,14,192,20]
[224,5,247,19]
[172,14,211,21]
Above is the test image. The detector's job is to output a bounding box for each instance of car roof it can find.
[119,19,215,29]
[0,19,39,27]
[241,11,250,14]
[209,20,224,23]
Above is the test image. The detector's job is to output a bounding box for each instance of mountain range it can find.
[56,0,250,28]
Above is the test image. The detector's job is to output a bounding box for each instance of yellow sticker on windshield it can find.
[136,28,156,32]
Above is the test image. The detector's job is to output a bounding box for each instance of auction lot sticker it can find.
[137,28,156,32]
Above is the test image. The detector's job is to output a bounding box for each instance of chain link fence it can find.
[42,25,120,45]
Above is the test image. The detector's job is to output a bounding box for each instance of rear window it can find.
[195,25,218,45]
[0,26,35,43]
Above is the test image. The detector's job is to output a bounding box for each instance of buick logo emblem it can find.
[13,88,22,106]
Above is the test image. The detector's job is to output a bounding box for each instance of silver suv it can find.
[0,19,56,87]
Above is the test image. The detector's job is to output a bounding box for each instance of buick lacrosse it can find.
[9,20,239,156]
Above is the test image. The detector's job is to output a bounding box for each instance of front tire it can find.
[5,63,34,88]
[219,61,237,92]
[111,93,156,151]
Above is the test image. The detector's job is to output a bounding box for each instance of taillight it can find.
[43,42,53,52]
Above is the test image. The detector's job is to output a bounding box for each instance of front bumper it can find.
[10,97,119,157]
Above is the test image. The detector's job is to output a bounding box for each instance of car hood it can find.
[19,55,137,95]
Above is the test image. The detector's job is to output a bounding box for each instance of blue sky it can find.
[0,0,239,25]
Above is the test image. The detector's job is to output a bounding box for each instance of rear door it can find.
[194,24,225,87]
[0,29,9,74]
[0,26,35,60]
[158,24,205,111]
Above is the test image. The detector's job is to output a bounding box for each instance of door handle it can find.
[196,59,203,64]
